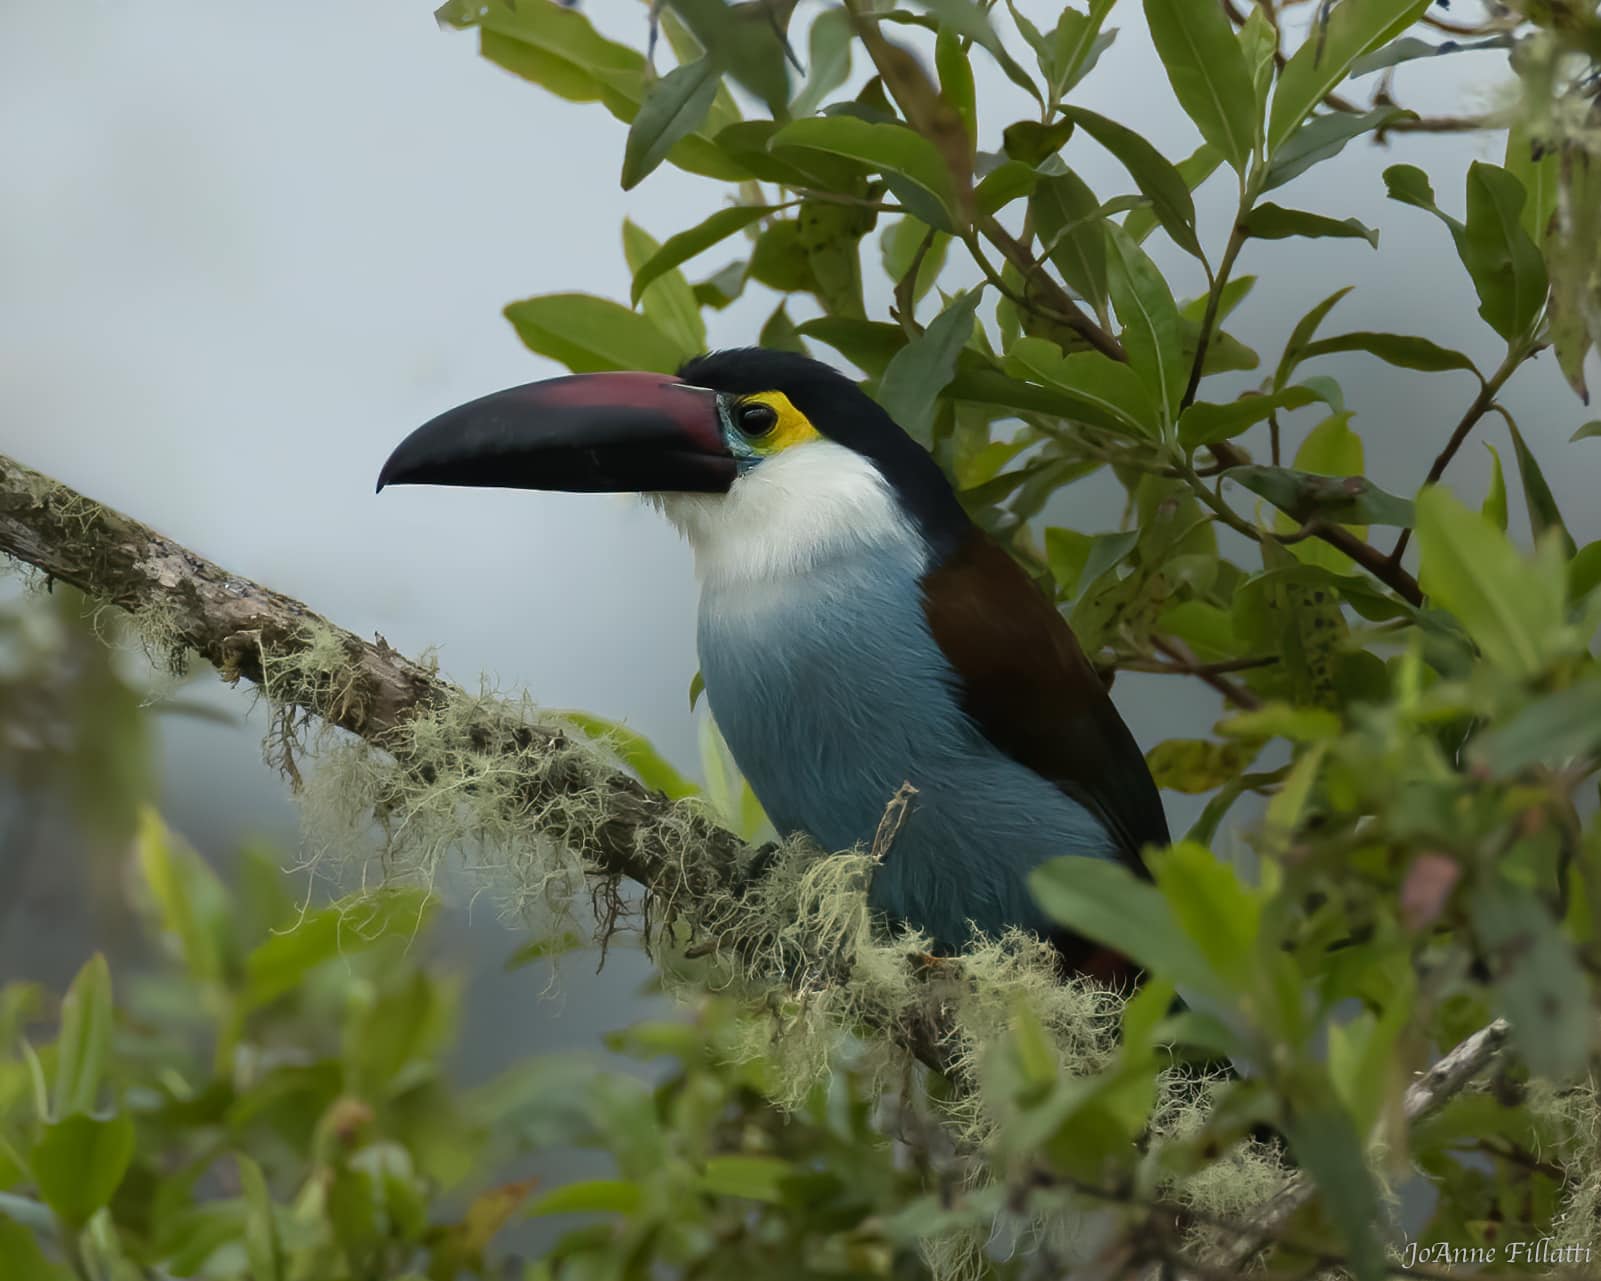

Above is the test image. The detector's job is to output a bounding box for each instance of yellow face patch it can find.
[739,391,821,454]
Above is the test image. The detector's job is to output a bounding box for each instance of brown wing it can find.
[921,530,1170,872]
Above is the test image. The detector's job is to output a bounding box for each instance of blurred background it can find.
[2,0,1596,1081]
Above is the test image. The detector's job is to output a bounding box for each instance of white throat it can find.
[653,440,926,589]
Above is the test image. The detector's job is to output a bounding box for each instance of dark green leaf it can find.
[1471,879,1591,1078]
[1505,414,1577,557]
[1268,0,1432,153]
[1273,285,1354,389]
[1178,384,1332,449]
[758,301,807,354]
[1028,859,1226,998]
[631,205,771,305]
[622,58,720,190]
[1031,170,1108,315]
[1471,682,1601,776]
[31,1113,134,1229]
[662,0,791,115]
[1227,466,1414,527]
[1105,225,1186,427]
[1284,1102,1388,1281]
[505,293,690,372]
[1299,330,1478,374]
[1266,106,1412,191]
[1458,161,1548,342]
[1142,0,1255,174]
[1382,161,1443,212]
[770,116,957,231]
[1003,336,1160,437]
[1350,32,1512,77]
[1415,486,1564,677]
[796,317,906,377]
[1124,143,1221,246]
[1060,105,1203,259]
[876,291,982,445]
[1001,119,1074,166]
[1569,541,1601,601]
[1245,203,1378,247]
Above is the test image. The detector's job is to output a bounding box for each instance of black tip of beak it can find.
[377,373,736,497]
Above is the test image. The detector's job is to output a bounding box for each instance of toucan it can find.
[378,349,1169,981]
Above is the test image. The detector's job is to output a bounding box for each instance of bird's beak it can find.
[376,372,736,495]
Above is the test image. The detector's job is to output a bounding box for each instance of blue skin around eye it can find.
[696,538,1119,952]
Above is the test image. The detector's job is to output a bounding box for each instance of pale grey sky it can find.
[2,1,1594,1060]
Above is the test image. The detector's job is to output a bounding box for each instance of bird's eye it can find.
[738,401,779,439]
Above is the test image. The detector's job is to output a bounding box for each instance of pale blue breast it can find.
[696,544,1118,951]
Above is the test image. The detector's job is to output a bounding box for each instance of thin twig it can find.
[1152,636,1264,709]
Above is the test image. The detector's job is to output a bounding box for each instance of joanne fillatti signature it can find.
[1399,1239,1593,1269]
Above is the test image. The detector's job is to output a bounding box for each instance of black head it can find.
[678,348,969,552]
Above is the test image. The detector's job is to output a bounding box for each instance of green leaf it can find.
[560,712,699,801]
[622,58,719,190]
[1031,170,1108,315]
[243,890,435,1010]
[1244,203,1378,248]
[238,1154,285,1281]
[1144,739,1260,794]
[52,955,112,1120]
[909,0,1044,107]
[1001,118,1074,166]
[1351,32,1512,77]
[1298,330,1478,375]
[1382,161,1442,213]
[876,291,982,445]
[758,301,807,354]
[1178,384,1333,449]
[1105,224,1185,428]
[1003,336,1160,437]
[1044,527,1093,597]
[1481,442,1508,532]
[770,116,957,231]
[1504,413,1577,557]
[1123,142,1221,246]
[631,205,771,305]
[880,217,949,306]
[936,29,978,140]
[1268,0,1432,153]
[663,0,791,115]
[1264,106,1411,191]
[1471,878,1591,1077]
[1572,420,1601,442]
[1229,465,1412,528]
[790,7,852,118]
[1415,485,1564,677]
[1571,542,1601,602]
[442,0,740,182]
[0,1212,68,1281]
[1273,285,1353,390]
[136,808,227,988]
[505,293,690,373]
[1458,161,1549,343]
[527,1179,642,1217]
[1142,0,1255,174]
[1028,859,1228,999]
[622,220,705,354]
[30,1113,135,1230]
[1219,703,1341,743]
[1505,119,1560,244]
[1151,841,1263,990]
[1470,681,1601,776]
[698,1155,796,1203]
[1059,106,1203,259]
[1238,6,1276,141]
[796,317,906,377]
[1283,1102,1388,1281]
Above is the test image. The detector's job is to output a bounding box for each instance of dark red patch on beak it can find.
[377,372,735,495]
